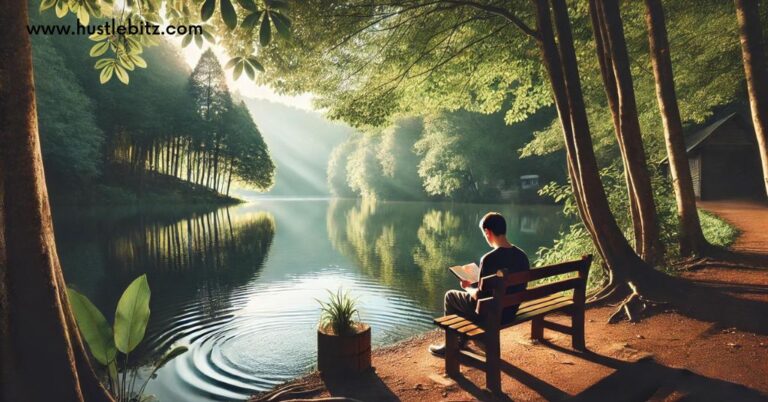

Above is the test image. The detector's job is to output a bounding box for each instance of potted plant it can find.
[316,289,371,374]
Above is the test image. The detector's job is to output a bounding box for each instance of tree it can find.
[643,0,708,257]
[734,0,768,198]
[33,35,104,187]
[588,0,663,264]
[1,0,289,399]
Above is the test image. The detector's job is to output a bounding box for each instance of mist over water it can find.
[55,199,565,401]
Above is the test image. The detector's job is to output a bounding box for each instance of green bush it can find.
[535,164,739,291]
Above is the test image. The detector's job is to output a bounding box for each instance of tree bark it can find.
[0,1,114,401]
[588,0,643,254]
[644,0,708,257]
[535,0,651,287]
[591,0,664,265]
[735,0,768,198]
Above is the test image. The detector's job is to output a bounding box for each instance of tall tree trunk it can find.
[644,0,708,257]
[535,0,650,285]
[735,0,768,197]
[592,0,664,264]
[0,2,113,401]
[588,0,643,253]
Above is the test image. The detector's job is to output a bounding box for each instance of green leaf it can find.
[247,57,264,72]
[40,0,57,12]
[89,41,110,57]
[99,65,114,83]
[154,345,188,369]
[220,0,237,30]
[114,64,129,84]
[68,288,117,366]
[200,0,216,21]
[269,11,291,39]
[94,58,113,69]
[130,54,147,68]
[241,10,262,31]
[55,1,69,18]
[202,30,215,43]
[233,61,244,80]
[181,34,193,47]
[225,57,240,69]
[77,6,90,26]
[244,62,255,80]
[114,274,150,353]
[259,13,272,46]
[266,0,289,10]
[195,34,203,48]
[236,0,258,12]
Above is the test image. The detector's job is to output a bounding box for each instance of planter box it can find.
[317,323,371,374]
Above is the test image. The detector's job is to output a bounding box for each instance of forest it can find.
[30,9,275,204]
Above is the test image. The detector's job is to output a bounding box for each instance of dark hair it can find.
[480,212,506,235]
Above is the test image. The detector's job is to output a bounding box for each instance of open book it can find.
[449,262,480,284]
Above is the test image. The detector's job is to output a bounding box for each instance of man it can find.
[429,212,530,356]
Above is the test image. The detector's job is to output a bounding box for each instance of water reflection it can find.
[54,199,564,401]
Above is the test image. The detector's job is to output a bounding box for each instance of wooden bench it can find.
[433,255,592,394]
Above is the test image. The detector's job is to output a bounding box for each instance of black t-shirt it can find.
[477,246,530,322]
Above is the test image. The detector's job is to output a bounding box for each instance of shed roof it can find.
[659,113,749,164]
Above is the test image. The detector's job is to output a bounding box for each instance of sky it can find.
[176,40,316,111]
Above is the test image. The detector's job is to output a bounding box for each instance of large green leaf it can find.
[259,13,272,46]
[200,0,216,21]
[269,12,291,38]
[68,288,116,366]
[220,0,237,30]
[114,275,151,354]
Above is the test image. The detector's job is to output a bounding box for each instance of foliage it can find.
[68,275,188,401]
[536,165,740,290]
[317,288,360,335]
[32,35,103,184]
[699,210,740,248]
[37,0,292,84]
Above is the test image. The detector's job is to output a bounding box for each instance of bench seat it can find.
[433,293,574,338]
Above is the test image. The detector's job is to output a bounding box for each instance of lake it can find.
[53,198,566,401]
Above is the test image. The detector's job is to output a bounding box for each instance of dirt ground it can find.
[252,200,768,402]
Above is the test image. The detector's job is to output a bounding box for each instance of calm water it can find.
[54,199,565,401]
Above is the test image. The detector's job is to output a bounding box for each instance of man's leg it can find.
[430,290,475,357]
[444,289,478,319]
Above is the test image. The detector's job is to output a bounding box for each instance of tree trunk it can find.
[588,0,643,253]
[592,0,664,265]
[644,0,708,257]
[0,1,114,401]
[735,0,768,198]
[535,0,651,284]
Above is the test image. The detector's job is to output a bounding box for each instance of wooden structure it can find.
[433,255,592,395]
[662,113,764,200]
[317,324,372,374]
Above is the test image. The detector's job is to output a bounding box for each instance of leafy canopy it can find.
[38,0,292,84]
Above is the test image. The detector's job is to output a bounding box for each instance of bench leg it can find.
[484,332,501,394]
[445,330,460,377]
[572,306,586,351]
[531,316,544,341]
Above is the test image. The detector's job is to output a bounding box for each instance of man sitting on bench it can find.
[429,212,530,356]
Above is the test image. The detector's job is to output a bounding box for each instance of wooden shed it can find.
[663,113,764,201]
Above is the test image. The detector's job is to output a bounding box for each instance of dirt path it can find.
[253,201,768,402]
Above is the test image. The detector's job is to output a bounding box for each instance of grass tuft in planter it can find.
[316,288,371,374]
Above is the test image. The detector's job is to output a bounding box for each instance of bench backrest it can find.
[475,254,592,319]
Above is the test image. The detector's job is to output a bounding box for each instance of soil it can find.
[251,200,768,402]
